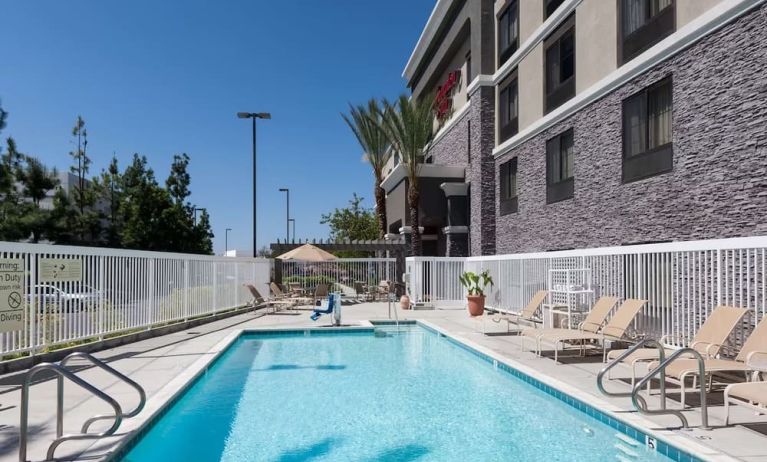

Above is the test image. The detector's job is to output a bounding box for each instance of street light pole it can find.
[237,111,271,256]
[225,228,232,255]
[289,218,295,242]
[279,188,290,242]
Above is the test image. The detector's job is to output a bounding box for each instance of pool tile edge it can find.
[415,320,737,462]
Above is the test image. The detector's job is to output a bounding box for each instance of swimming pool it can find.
[118,325,691,461]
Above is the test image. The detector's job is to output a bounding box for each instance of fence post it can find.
[148,258,155,328]
[98,256,105,340]
[28,253,37,357]
[217,262,222,313]
[183,260,190,322]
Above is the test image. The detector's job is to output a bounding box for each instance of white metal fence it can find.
[280,258,395,295]
[0,242,271,357]
[406,236,767,344]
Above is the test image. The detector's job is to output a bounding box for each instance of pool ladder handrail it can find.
[597,339,668,408]
[631,348,710,430]
[60,352,147,431]
[19,351,146,462]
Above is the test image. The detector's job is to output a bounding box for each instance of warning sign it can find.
[40,258,83,283]
[0,259,25,333]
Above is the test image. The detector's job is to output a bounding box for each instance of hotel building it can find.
[384,0,767,256]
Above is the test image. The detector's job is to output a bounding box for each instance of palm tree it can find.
[380,94,435,256]
[341,99,390,239]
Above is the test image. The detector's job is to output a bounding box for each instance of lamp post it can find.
[278,188,290,242]
[289,218,295,242]
[225,228,232,255]
[237,111,271,255]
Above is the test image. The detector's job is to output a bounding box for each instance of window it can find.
[545,0,566,18]
[498,0,519,66]
[499,157,518,215]
[546,128,575,203]
[620,0,675,64]
[498,73,518,143]
[622,76,673,182]
[544,15,575,113]
[466,52,472,85]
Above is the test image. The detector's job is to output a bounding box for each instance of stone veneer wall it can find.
[495,5,767,254]
[430,85,497,256]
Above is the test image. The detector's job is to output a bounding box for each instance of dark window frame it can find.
[621,76,673,183]
[546,128,575,204]
[498,71,519,143]
[497,0,520,66]
[618,0,675,65]
[544,0,566,18]
[499,157,519,215]
[544,15,576,114]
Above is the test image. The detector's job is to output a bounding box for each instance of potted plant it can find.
[459,270,494,317]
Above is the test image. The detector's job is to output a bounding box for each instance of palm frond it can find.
[341,99,390,177]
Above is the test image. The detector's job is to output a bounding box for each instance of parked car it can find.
[27,284,102,310]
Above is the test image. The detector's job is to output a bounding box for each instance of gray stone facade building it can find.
[496,5,767,253]
[391,0,766,257]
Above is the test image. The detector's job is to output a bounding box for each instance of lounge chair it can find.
[244,284,295,313]
[483,290,548,335]
[724,381,767,425]
[646,316,767,408]
[524,297,647,363]
[520,296,618,355]
[606,305,749,386]
[270,282,312,304]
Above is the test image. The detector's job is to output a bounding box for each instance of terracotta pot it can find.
[467,295,485,317]
[400,295,411,310]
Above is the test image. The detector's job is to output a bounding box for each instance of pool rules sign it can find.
[0,259,25,332]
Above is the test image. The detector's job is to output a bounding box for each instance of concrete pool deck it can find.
[0,301,766,461]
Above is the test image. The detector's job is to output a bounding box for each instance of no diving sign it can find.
[0,259,25,333]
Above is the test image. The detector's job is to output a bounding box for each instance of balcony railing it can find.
[406,236,767,344]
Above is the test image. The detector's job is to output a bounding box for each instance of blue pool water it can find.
[121,326,677,462]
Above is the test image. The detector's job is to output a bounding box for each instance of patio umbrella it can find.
[276,244,337,262]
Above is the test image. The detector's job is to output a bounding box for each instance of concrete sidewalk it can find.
[0,302,765,461]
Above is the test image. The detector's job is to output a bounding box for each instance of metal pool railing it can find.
[406,236,767,343]
[0,242,271,357]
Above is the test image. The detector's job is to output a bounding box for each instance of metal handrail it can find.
[631,347,710,430]
[597,339,667,409]
[19,363,123,462]
[59,352,147,433]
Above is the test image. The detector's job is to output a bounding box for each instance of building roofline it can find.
[402,0,452,82]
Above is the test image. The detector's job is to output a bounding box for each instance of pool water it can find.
[121,327,674,461]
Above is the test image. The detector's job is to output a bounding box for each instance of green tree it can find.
[93,155,123,247]
[341,99,390,238]
[120,154,171,250]
[320,193,378,257]
[380,94,435,256]
[0,138,29,241]
[0,101,7,133]
[18,156,58,206]
[192,208,214,254]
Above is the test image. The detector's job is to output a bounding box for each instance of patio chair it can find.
[375,281,390,301]
[606,305,748,386]
[646,316,767,408]
[244,284,295,314]
[483,290,548,335]
[353,282,373,302]
[271,282,314,307]
[524,297,647,363]
[724,381,767,425]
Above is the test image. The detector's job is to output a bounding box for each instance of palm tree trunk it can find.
[408,185,421,256]
[374,181,387,239]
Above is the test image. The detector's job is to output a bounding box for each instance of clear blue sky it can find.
[0,0,434,254]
